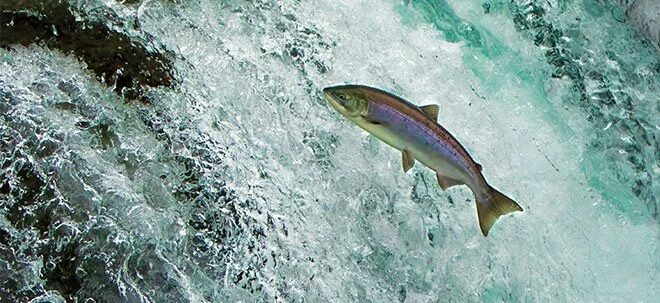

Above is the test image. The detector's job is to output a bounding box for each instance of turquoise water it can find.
[1,0,658,302]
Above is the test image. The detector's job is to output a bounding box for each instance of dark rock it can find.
[0,0,178,100]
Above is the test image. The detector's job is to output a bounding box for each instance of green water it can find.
[401,0,658,223]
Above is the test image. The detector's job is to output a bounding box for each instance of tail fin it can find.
[476,186,523,236]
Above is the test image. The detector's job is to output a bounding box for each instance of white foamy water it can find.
[0,0,657,302]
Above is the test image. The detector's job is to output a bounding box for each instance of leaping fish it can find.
[323,84,522,236]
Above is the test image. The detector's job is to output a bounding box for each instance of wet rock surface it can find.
[0,1,181,301]
[1,0,178,99]
[0,1,330,301]
[0,48,199,302]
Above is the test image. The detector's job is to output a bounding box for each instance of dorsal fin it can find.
[476,163,482,171]
[420,104,439,121]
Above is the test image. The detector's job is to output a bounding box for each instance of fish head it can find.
[323,85,369,118]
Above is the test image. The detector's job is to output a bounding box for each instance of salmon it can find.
[323,84,522,236]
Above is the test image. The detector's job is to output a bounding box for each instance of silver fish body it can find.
[323,84,522,236]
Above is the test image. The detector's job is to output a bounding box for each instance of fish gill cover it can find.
[0,0,658,302]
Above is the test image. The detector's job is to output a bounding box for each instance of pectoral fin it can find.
[420,104,439,121]
[436,173,463,190]
[402,150,415,173]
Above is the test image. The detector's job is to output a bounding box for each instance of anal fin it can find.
[402,150,415,173]
[436,173,463,190]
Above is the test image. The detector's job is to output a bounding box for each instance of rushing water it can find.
[1,0,658,302]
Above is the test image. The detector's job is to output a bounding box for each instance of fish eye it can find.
[338,93,349,100]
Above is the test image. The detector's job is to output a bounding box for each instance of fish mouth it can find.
[322,87,343,110]
[322,87,332,100]
[322,87,337,100]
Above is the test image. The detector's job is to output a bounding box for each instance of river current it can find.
[1,0,658,302]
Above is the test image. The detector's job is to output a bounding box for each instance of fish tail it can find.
[476,186,523,236]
